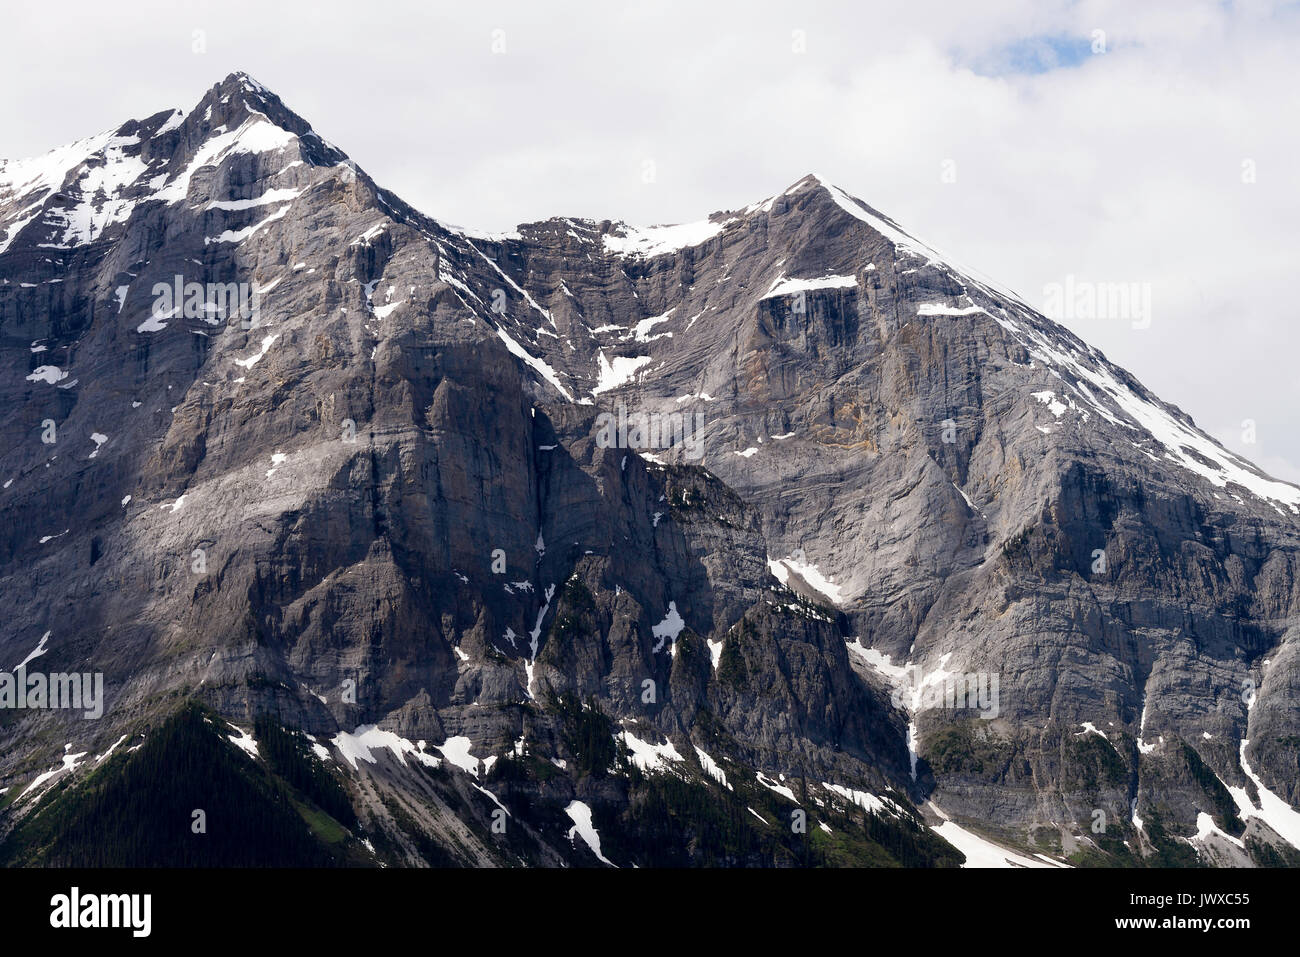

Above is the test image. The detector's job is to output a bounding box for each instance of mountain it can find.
[1,72,1298,868]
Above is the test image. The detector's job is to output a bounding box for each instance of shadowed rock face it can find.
[1,72,1298,867]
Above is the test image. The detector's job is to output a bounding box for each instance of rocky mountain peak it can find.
[3,73,1300,869]
[179,71,349,169]
[0,72,355,271]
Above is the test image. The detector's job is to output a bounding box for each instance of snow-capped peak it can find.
[0,72,350,255]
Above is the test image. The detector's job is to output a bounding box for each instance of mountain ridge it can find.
[2,71,1299,869]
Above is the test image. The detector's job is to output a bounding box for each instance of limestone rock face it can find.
[2,72,1298,866]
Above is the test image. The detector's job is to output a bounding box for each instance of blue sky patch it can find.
[961,34,1098,76]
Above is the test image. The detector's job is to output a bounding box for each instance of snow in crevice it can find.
[495,327,573,401]
[95,734,129,763]
[434,735,486,777]
[154,109,185,136]
[602,218,730,258]
[767,554,845,605]
[1136,694,1158,754]
[1031,390,1069,418]
[466,239,554,326]
[695,747,732,790]
[593,351,653,395]
[14,631,51,670]
[633,309,675,341]
[1194,811,1245,850]
[529,584,555,659]
[234,334,277,369]
[26,366,69,385]
[953,483,985,517]
[761,274,858,299]
[650,602,686,654]
[474,782,510,816]
[755,771,798,803]
[916,302,986,317]
[1076,722,1109,740]
[331,725,441,771]
[205,202,292,245]
[821,782,888,815]
[706,638,723,670]
[20,749,88,798]
[930,817,1058,868]
[843,641,972,781]
[226,723,259,759]
[619,729,683,772]
[564,800,616,865]
[202,186,302,212]
[1230,739,1300,850]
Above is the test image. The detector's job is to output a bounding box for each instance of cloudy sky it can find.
[4,0,1298,479]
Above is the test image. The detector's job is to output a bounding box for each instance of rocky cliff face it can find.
[1,73,1297,868]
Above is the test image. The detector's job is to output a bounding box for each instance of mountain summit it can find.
[2,74,1298,868]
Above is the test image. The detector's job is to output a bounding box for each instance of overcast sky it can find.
[3,0,1298,480]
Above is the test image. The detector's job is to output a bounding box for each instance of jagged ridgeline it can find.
[2,72,1300,867]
